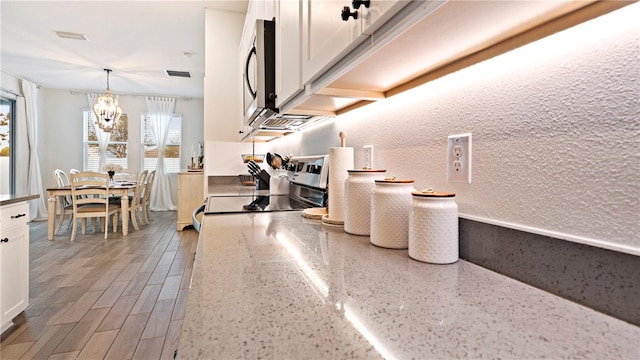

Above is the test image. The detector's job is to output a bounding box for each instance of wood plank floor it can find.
[1,211,197,360]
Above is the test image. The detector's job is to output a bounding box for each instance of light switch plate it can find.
[448,133,472,183]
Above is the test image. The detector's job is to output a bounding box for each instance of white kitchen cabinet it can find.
[250,0,264,21]
[359,0,411,35]
[301,0,409,85]
[302,0,366,84]
[276,0,303,108]
[0,201,29,334]
[248,0,276,23]
[177,172,204,231]
[263,0,276,21]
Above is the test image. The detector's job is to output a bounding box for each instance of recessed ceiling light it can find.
[55,31,88,41]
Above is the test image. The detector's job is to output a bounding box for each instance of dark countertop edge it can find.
[0,194,40,206]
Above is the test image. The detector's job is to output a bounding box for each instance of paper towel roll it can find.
[327,146,354,222]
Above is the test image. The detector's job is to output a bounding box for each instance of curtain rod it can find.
[1,87,23,97]
[70,90,194,101]
[0,69,41,89]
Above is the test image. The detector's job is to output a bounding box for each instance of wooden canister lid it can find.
[375,176,414,183]
[412,188,455,197]
[347,168,387,173]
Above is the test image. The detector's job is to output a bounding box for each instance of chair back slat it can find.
[53,169,72,206]
[129,170,149,208]
[143,170,155,205]
[71,172,110,207]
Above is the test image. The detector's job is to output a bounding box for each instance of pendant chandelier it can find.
[93,69,122,132]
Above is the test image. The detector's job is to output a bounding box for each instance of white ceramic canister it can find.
[344,169,387,236]
[409,190,459,264]
[370,178,415,249]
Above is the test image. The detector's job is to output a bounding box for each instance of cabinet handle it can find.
[11,213,26,219]
[341,6,358,21]
[1,238,8,243]
[352,0,370,9]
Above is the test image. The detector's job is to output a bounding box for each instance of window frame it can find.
[82,110,129,172]
[0,96,16,194]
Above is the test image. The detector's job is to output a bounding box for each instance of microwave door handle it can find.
[245,46,257,99]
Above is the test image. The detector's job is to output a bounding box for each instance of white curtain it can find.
[21,80,47,220]
[87,93,112,171]
[146,96,176,211]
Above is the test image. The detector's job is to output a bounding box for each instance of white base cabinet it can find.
[177,172,205,231]
[0,201,29,334]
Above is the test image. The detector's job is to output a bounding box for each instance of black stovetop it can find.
[204,194,310,215]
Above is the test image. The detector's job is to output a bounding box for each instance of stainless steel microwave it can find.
[243,19,276,128]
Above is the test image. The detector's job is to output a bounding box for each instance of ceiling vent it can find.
[55,31,88,41]
[165,70,191,78]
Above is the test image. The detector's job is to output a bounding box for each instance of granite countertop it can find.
[179,211,640,359]
[0,194,40,206]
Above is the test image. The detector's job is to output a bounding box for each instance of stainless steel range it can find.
[286,154,329,208]
[202,154,329,215]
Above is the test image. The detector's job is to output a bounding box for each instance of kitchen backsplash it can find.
[459,218,640,326]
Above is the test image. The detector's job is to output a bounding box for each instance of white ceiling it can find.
[0,0,248,98]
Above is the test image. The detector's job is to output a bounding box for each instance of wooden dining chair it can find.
[123,170,148,231]
[140,170,156,224]
[70,171,121,241]
[61,169,101,234]
[52,169,74,234]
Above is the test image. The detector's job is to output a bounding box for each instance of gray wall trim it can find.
[459,218,640,326]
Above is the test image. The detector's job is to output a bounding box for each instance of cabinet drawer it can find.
[0,202,29,229]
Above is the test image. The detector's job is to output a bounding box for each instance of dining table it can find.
[45,183,137,240]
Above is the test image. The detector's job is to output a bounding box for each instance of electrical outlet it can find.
[453,160,463,173]
[453,145,463,158]
[448,133,472,183]
[363,145,374,168]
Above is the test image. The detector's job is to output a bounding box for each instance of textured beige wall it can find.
[269,6,640,254]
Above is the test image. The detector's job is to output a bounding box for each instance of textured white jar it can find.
[370,179,415,249]
[344,169,386,236]
[409,190,459,264]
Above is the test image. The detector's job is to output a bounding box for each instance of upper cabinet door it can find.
[263,0,276,20]
[359,0,411,35]
[250,0,264,21]
[276,0,303,108]
[302,0,366,84]
[301,0,411,85]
